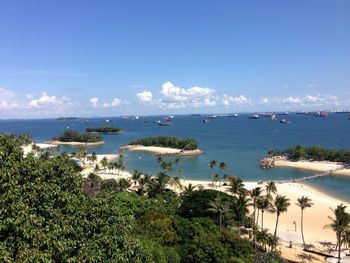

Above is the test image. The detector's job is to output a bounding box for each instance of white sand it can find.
[48,140,105,146]
[275,160,350,176]
[21,142,58,156]
[120,145,203,156]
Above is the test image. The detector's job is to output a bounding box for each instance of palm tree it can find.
[87,172,102,188]
[118,178,131,192]
[257,196,272,230]
[251,187,262,226]
[296,196,313,248]
[90,152,97,165]
[183,183,196,195]
[207,194,230,229]
[324,204,350,263]
[218,162,227,186]
[265,181,277,196]
[209,160,217,187]
[229,176,245,195]
[170,176,183,192]
[272,195,290,239]
[132,170,142,186]
[116,154,125,175]
[213,174,220,188]
[232,194,251,225]
[77,146,87,164]
[99,157,108,173]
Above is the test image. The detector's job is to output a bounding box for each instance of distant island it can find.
[268,145,350,163]
[86,126,123,134]
[49,130,104,146]
[56,117,80,120]
[261,145,350,176]
[121,136,203,156]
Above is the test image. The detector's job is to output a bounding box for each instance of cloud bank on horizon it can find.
[0,81,348,118]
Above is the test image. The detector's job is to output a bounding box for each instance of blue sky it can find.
[1,0,350,118]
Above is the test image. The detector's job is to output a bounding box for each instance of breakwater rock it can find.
[260,156,287,169]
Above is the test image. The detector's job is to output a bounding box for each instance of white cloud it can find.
[28,92,71,108]
[259,98,269,105]
[221,95,251,107]
[137,81,253,109]
[282,96,303,105]
[137,91,153,104]
[90,97,99,108]
[111,98,122,106]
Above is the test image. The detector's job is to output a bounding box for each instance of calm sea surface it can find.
[1,113,350,201]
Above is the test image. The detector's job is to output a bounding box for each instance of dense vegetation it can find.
[0,134,290,262]
[268,145,350,163]
[53,130,102,143]
[129,136,198,150]
[86,126,123,133]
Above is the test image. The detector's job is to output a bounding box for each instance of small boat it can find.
[280,119,291,124]
[228,113,238,117]
[134,116,139,120]
[248,114,259,119]
[271,114,277,121]
[207,115,217,119]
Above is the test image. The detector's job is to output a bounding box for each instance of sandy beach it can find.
[275,160,350,176]
[47,140,105,146]
[85,166,348,262]
[21,142,58,156]
[120,145,204,156]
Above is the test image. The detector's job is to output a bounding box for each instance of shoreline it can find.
[85,168,346,262]
[274,159,350,176]
[47,140,105,146]
[120,144,204,156]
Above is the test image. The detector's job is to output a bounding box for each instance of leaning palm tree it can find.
[207,194,230,229]
[296,196,313,248]
[272,195,291,239]
[265,181,277,197]
[324,204,350,263]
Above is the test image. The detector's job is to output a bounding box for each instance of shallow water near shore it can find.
[1,113,350,201]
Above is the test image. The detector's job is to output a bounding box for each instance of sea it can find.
[1,113,350,202]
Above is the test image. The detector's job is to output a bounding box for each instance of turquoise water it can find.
[1,113,349,201]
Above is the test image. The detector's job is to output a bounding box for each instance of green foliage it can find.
[0,134,151,262]
[273,145,350,162]
[53,130,102,143]
[86,126,123,133]
[129,136,198,150]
